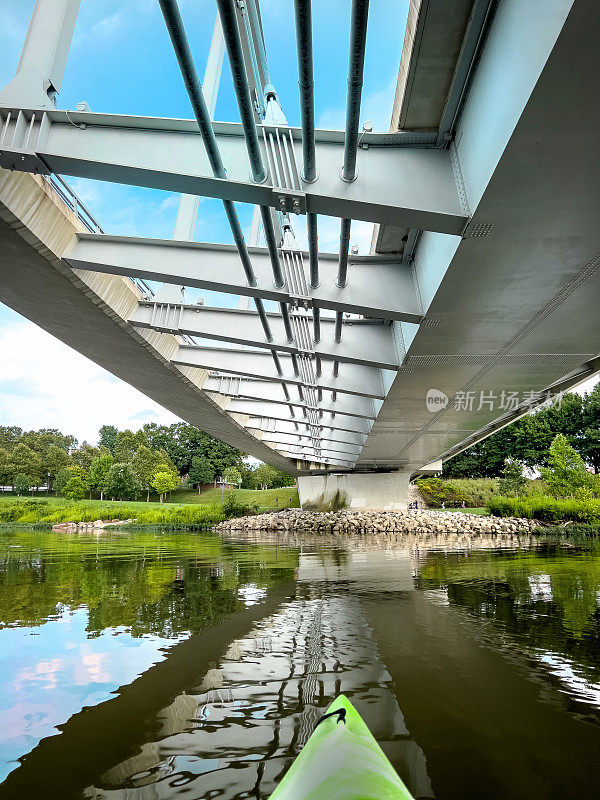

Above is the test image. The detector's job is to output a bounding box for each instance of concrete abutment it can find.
[297,471,411,511]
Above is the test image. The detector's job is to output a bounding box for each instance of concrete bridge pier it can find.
[297,471,411,511]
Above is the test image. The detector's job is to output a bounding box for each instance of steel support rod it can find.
[307,212,319,287]
[247,0,270,85]
[217,0,265,181]
[342,0,370,183]
[336,217,352,288]
[217,0,284,289]
[293,0,316,183]
[336,0,369,293]
[158,0,271,340]
[173,13,224,241]
[334,311,343,343]
[313,305,321,343]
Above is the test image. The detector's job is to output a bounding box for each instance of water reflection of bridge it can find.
[84,549,436,799]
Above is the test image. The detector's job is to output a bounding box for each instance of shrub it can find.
[486,495,600,524]
[416,477,468,507]
[61,476,86,501]
[222,493,258,519]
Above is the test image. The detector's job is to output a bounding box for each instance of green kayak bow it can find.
[270,695,414,800]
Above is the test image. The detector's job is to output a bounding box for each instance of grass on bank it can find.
[170,486,299,508]
[0,486,299,528]
[441,507,489,515]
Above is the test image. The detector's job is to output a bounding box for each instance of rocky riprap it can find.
[215,508,537,535]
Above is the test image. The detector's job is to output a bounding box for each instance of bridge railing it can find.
[42,172,155,300]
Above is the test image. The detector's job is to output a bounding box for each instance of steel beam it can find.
[276,448,356,467]
[258,432,362,456]
[65,233,422,323]
[245,419,367,447]
[206,377,376,418]
[225,399,373,435]
[131,303,399,370]
[0,108,468,233]
[173,344,387,398]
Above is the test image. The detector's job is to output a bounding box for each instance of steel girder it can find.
[131,303,399,369]
[257,432,362,456]
[225,399,373,434]
[245,419,367,447]
[64,233,423,323]
[279,452,355,468]
[174,345,386,398]
[182,347,386,398]
[206,377,376,418]
[0,108,468,233]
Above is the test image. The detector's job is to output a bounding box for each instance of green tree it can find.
[131,445,163,501]
[87,453,114,500]
[54,467,72,495]
[61,476,86,501]
[9,443,42,486]
[188,455,214,492]
[223,466,242,487]
[0,448,11,488]
[0,426,23,450]
[252,463,278,489]
[581,384,600,472]
[21,428,76,457]
[104,463,141,501]
[14,473,31,496]
[541,434,598,497]
[43,444,70,490]
[142,422,243,476]
[71,442,100,471]
[98,425,119,454]
[113,429,146,463]
[151,470,179,503]
[498,458,526,496]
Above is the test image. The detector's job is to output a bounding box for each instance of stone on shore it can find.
[214,508,537,535]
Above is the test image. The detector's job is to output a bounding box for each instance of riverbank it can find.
[215,508,538,535]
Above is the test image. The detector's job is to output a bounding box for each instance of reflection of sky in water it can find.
[0,608,181,781]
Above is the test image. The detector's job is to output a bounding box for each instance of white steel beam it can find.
[276,447,356,467]
[207,377,377,418]
[65,234,422,322]
[131,303,399,369]
[0,109,468,233]
[225,399,373,434]
[258,432,362,456]
[246,419,367,447]
[173,345,387,398]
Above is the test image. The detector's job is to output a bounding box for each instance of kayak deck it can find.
[269,694,414,800]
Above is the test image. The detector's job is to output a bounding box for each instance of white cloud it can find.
[0,314,178,445]
[91,11,126,39]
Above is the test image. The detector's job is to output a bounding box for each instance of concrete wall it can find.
[297,471,411,511]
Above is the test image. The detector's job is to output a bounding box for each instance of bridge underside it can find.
[0,0,598,510]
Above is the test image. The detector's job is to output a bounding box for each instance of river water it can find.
[0,527,598,799]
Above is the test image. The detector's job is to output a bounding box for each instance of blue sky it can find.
[0,0,408,444]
